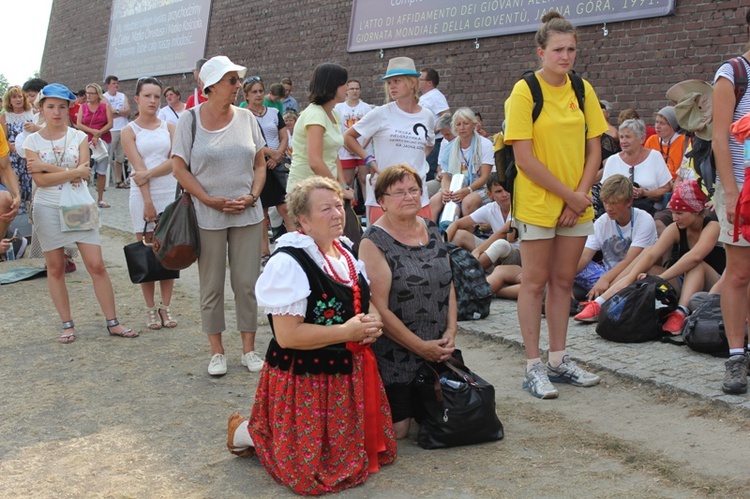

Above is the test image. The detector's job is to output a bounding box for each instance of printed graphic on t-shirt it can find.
[390,123,429,151]
[600,234,630,271]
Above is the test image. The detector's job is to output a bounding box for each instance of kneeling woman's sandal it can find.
[227,412,254,458]
[106,318,139,338]
[60,320,76,344]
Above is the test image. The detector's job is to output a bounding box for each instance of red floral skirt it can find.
[248,352,397,496]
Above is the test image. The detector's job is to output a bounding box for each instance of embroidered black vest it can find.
[264,246,370,375]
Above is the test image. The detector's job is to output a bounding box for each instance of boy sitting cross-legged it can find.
[574,174,658,321]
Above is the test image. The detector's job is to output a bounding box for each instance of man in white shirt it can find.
[103,75,131,188]
[574,175,658,322]
[418,68,450,181]
[335,79,371,197]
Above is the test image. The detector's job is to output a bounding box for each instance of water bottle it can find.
[439,377,464,389]
[5,229,17,261]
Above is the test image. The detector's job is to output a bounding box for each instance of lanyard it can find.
[459,137,475,183]
[615,207,635,247]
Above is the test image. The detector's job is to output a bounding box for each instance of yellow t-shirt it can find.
[504,74,609,227]
[0,126,9,157]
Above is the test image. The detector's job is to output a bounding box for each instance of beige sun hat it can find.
[668,80,713,141]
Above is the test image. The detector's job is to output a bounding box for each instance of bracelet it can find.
[364,155,376,166]
[249,193,257,201]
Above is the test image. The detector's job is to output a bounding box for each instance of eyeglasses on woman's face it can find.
[384,188,421,199]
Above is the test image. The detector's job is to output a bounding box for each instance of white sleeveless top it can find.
[127,120,177,194]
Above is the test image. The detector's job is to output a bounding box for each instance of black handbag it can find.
[415,355,504,449]
[123,223,180,283]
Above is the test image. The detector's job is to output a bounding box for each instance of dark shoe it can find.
[65,259,77,273]
[722,355,748,394]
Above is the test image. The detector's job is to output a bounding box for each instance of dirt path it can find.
[1,226,749,498]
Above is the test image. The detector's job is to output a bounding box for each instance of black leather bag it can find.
[415,355,504,449]
[124,223,180,283]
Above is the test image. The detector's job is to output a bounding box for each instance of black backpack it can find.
[596,276,678,343]
[445,242,492,321]
[499,71,586,198]
[682,294,739,357]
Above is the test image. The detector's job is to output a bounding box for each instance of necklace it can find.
[45,128,68,166]
[249,106,265,116]
[318,240,361,314]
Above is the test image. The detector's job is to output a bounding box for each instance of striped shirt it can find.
[715,57,750,182]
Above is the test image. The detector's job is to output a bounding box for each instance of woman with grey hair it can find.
[429,107,494,220]
[644,105,686,178]
[601,118,672,214]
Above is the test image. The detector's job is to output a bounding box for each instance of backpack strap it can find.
[727,57,748,109]
[569,73,586,113]
[522,71,586,122]
[522,71,544,123]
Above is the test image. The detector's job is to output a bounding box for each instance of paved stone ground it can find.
[96,186,750,413]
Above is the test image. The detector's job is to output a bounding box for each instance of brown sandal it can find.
[227,412,254,457]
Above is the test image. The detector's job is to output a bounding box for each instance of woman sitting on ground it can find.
[601,118,672,216]
[227,176,396,495]
[574,180,724,334]
[429,107,495,221]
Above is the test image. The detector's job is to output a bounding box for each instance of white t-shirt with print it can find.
[585,207,657,270]
[353,101,435,207]
[335,100,372,161]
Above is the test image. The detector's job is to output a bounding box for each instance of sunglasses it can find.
[221,76,242,85]
[137,76,163,86]
[245,76,262,83]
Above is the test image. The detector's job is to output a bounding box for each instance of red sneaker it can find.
[662,310,686,334]
[574,301,601,323]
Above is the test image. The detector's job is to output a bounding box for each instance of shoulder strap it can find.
[569,73,586,112]
[522,71,544,123]
[728,57,748,108]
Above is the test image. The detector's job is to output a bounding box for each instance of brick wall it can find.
[42,0,748,132]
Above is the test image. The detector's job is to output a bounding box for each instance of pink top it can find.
[80,102,111,143]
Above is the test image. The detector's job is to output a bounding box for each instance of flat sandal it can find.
[59,320,76,344]
[106,318,139,338]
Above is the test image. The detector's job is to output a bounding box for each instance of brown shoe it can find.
[227,412,254,457]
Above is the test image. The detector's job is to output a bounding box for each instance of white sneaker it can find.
[208,353,227,376]
[241,351,264,373]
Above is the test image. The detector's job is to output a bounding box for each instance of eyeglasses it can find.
[245,76,262,83]
[384,188,421,199]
